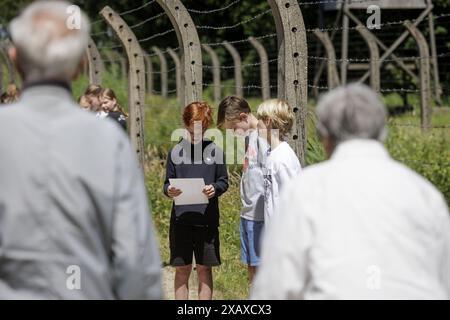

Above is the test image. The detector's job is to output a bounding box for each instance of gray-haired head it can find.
[8,1,90,83]
[316,84,387,145]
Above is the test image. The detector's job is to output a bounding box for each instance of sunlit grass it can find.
[73,70,450,299]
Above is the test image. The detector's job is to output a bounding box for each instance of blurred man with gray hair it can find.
[251,84,450,299]
[0,1,162,299]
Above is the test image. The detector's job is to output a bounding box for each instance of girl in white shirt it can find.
[256,99,301,223]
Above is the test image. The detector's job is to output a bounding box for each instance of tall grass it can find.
[141,93,326,299]
[72,71,449,299]
[386,111,450,205]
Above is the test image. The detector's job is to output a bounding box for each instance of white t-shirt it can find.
[96,111,108,119]
[263,141,301,222]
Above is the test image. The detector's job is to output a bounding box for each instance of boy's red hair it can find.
[183,101,213,129]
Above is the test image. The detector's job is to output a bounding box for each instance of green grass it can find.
[386,110,450,205]
[72,71,450,300]
[142,94,253,300]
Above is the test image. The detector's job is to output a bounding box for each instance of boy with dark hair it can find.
[217,96,269,284]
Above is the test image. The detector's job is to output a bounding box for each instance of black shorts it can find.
[169,223,221,267]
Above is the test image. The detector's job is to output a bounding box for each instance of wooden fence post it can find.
[426,0,442,106]
[168,48,182,103]
[0,41,5,93]
[405,21,432,132]
[152,46,168,98]
[86,37,104,85]
[104,50,119,78]
[0,61,3,94]
[119,55,128,79]
[100,6,146,167]
[155,0,202,107]
[249,36,271,100]
[344,7,427,84]
[313,30,340,89]
[143,53,154,95]
[202,44,221,104]
[0,43,4,94]
[223,41,243,97]
[356,26,380,92]
[268,0,308,165]
[0,44,16,85]
[341,3,350,85]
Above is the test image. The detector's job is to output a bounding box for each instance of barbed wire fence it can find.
[83,0,450,169]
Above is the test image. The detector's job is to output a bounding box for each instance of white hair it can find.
[316,83,387,143]
[9,1,90,82]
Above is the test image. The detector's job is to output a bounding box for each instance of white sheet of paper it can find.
[169,178,209,206]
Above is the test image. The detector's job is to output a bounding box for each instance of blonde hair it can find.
[1,84,20,104]
[256,99,294,140]
[77,95,91,110]
[100,88,128,117]
[84,84,103,97]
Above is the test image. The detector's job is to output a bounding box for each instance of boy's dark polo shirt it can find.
[163,138,229,227]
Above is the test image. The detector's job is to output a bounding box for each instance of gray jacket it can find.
[240,130,269,221]
[0,83,163,299]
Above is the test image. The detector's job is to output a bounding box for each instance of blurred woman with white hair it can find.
[251,84,450,300]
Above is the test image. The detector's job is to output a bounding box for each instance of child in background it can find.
[100,88,128,131]
[77,95,91,110]
[217,96,269,284]
[83,84,104,116]
[256,99,301,223]
[1,84,20,104]
[164,101,228,300]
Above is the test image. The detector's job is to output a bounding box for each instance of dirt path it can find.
[162,266,198,300]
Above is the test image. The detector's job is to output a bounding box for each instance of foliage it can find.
[386,111,450,205]
[140,95,449,300]
[1,0,449,88]
[145,158,249,299]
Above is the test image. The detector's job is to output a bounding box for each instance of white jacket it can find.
[252,139,450,300]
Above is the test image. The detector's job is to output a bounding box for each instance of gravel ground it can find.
[162,266,199,300]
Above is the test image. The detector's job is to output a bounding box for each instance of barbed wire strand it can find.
[145,47,180,57]
[307,84,423,93]
[119,0,156,16]
[195,12,450,33]
[187,0,242,14]
[129,11,166,29]
[91,0,157,25]
[196,9,272,30]
[135,49,449,73]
